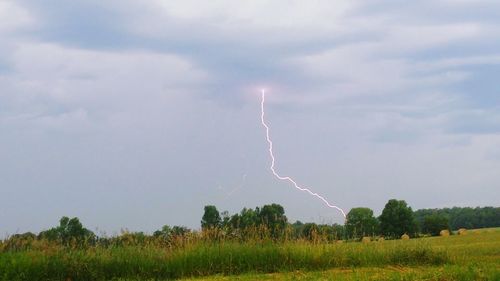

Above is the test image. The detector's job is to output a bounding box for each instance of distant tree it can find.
[229,208,259,230]
[3,232,37,251]
[220,211,231,229]
[291,220,304,238]
[301,223,319,240]
[422,214,450,236]
[229,213,241,229]
[345,207,379,238]
[38,228,59,241]
[414,206,500,230]
[38,216,95,246]
[239,208,259,228]
[153,225,172,239]
[330,223,345,240]
[379,199,417,238]
[413,208,435,231]
[258,204,287,236]
[154,225,190,240]
[171,226,190,236]
[201,205,221,229]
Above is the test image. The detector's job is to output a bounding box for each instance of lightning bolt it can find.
[260,89,347,218]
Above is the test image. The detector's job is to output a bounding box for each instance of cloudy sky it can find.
[1,0,499,234]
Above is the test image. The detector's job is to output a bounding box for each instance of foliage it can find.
[153,225,191,241]
[258,203,287,238]
[217,204,289,240]
[414,206,500,231]
[37,216,95,246]
[229,207,259,230]
[345,207,379,238]
[201,205,222,229]
[379,199,417,238]
[422,214,450,236]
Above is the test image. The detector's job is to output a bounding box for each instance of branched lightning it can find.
[260,89,347,218]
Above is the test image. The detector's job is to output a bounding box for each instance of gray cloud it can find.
[1,0,499,234]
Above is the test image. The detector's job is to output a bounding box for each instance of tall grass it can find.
[0,239,447,281]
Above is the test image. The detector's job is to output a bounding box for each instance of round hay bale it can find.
[361,236,371,243]
[378,237,385,242]
[439,230,450,237]
[336,240,344,244]
[458,228,467,235]
[401,234,410,240]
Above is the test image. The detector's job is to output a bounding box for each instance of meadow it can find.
[184,228,500,281]
[0,228,498,281]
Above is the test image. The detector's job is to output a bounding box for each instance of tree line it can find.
[201,199,419,239]
[2,200,499,250]
[201,200,500,239]
[414,206,500,234]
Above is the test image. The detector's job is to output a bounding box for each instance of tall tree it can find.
[379,199,417,237]
[345,207,379,238]
[237,208,259,229]
[201,205,221,229]
[257,203,287,237]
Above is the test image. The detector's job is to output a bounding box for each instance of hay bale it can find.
[361,237,371,243]
[336,240,344,244]
[401,234,410,240]
[458,228,467,235]
[439,230,450,237]
[378,237,385,242]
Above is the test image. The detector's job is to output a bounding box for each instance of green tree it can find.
[330,223,345,240]
[422,214,450,236]
[291,220,304,238]
[230,208,259,230]
[38,216,94,246]
[301,223,319,240]
[414,206,500,230]
[379,199,417,238]
[201,205,221,229]
[171,226,190,236]
[257,203,287,238]
[153,225,172,240]
[345,207,379,238]
[153,225,190,241]
[220,211,231,229]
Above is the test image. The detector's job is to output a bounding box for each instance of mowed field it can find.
[183,228,500,281]
[1,228,498,280]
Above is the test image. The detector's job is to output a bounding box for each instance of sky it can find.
[1,0,499,235]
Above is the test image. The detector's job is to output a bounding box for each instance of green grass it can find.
[184,228,500,281]
[0,228,498,281]
[180,265,500,281]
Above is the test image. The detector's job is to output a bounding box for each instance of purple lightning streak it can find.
[260,89,347,218]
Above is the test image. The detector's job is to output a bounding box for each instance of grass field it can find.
[184,228,500,281]
[0,228,498,280]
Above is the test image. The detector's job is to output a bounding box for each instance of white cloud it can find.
[1,42,208,132]
[155,0,353,29]
[0,1,33,33]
